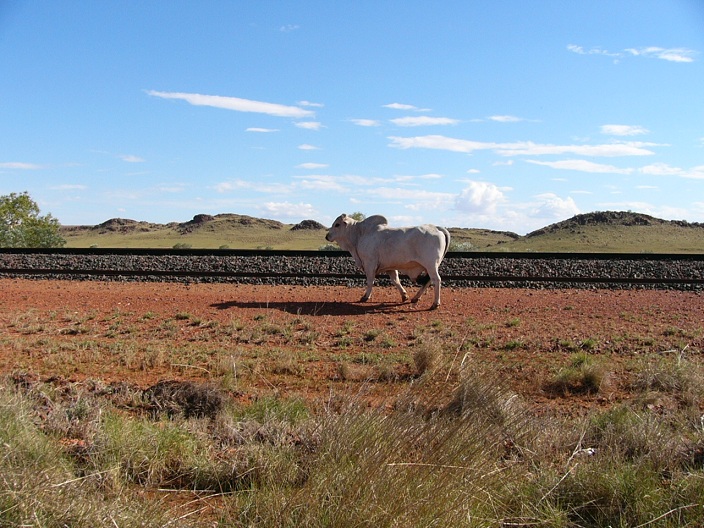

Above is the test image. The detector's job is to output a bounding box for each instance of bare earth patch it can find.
[1,278,703,415]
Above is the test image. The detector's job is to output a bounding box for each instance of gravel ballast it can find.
[1,251,703,290]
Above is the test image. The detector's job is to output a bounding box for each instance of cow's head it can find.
[325,214,354,242]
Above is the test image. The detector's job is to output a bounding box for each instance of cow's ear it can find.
[343,215,354,226]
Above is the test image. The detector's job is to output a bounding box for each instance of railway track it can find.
[1,248,704,289]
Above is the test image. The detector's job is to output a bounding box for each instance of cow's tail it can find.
[439,226,451,258]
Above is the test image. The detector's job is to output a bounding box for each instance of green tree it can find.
[0,192,66,248]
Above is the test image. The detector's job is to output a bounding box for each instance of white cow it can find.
[326,214,451,309]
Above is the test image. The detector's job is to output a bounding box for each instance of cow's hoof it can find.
[360,295,370,302]
[401,294,409,303]
[429,303,440,310]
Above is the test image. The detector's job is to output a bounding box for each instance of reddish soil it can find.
[2,278,704,414]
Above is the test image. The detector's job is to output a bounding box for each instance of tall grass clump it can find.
[548,351,606,395]
[0,385,174,526]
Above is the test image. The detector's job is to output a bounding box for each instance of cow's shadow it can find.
[210,299,427,316]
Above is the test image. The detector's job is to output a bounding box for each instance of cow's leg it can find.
[411,267,442,309]
[388,270,409,302]
[360,268,376,302]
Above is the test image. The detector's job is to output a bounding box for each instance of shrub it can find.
[548,352,606,395]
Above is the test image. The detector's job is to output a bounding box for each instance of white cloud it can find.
[298,144,320,150]
[383,103,430,112]
[246,127,279,133]
[297,176,348,192]
[389,135,497,153]
[279,24,300,32]
[350,119,381,127]
[388,135,657,157]
[298,100,324,107]
[119,154,145,163]
[489,115,524,123]
[455,180,506,214]
[466,169,480,174]
[369,187,454,210]
[527,159,633,174]
[390,116,459,127]
[568,44,697,63]
[639,163,704,179]
[601,124,649,136]
[213,179,293,194]
[296,162,329,169]
[147,90,314,118]
[567,44,620,57]
[531,193,580,219]
[260,201,317,219]
[639,162,683,176]
[625,47,697,63]
[0,162,42,169]
[295,121,324,130]
[496,141,656,157]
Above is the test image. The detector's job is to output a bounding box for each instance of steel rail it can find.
[2,247,704,260]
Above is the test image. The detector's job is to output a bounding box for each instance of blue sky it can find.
[1,1,703,234]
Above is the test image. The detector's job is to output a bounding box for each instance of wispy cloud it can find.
[246,127,279,133]
[640,162,704,179]
[368,187,454,211]
[383,102,431,112]
[601,124,649,136]
[626,47,697,63]
[388,135,657,157]
[298,144,320,150]
[119,154,145,163]
[295,121,324,130]
[296,162,329,169]
[279,24,300,32]
[568,44,697,63]
[390,116,459,127]
[147,90,314,118]
[260,201,317,219]
[527,159,633,174]
[213,179,293,194]
[0,162,42,169]
[298,100,324,107]
[567,44,620,58]
[350,118,381,127]
[489,115,524,123]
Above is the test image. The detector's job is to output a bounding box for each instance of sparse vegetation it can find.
[3,281,704,525]
[5,347,704,527]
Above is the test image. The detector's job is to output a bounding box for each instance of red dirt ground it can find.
[2,278,704,414]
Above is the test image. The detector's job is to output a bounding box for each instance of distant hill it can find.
[60,211,704,253]
[493,211,704,253]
